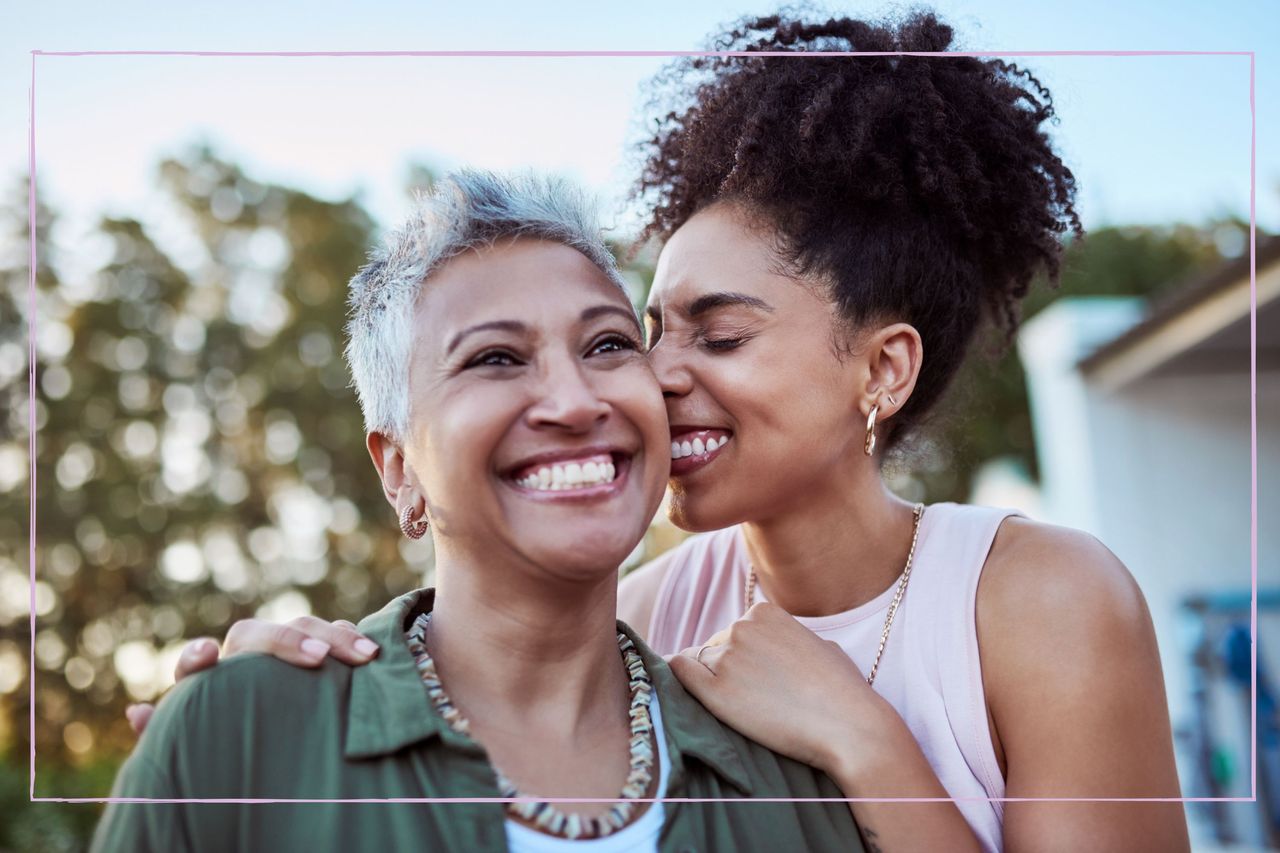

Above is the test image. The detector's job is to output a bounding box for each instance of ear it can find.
[367,431,417,510]
[859,322,923,418]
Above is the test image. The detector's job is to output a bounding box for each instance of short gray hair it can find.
[344,169,629,444]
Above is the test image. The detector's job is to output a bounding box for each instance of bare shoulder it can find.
[973,523,1186,842]
[978,517,1150,637]
[617,549,681,642]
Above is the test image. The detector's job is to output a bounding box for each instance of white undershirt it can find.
[504,695,670,853]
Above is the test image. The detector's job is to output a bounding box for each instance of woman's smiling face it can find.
[401,238,669,581]
[645,204,867,532]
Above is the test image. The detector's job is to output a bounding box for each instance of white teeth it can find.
[516,457,618,491]
[670,434,729,460]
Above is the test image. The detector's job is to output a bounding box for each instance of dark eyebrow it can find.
[687,291,774,317]
[581,303,642,331]
[446,320,526,355]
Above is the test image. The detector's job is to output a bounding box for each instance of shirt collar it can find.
[345,588,480,759]
[345,588,754,795]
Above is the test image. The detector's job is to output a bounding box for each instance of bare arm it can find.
[978,519,1189,852]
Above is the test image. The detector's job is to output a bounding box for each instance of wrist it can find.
[821,706,928,796]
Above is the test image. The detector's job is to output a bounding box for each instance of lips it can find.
[502,445,633,498]
[668,427,732,476]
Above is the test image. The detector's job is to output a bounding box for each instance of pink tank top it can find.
[648,502,1019,853]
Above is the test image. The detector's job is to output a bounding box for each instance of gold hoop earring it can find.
[864,402,881,456]
[399,504,428,539]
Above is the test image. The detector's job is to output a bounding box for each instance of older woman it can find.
[93,171,861,852]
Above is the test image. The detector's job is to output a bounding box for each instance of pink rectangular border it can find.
[25,48,1259,806]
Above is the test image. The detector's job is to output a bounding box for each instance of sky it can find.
[3,0,1278,262]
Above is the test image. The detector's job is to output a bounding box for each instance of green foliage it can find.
[0,147,427,801]
[0,746,111,853]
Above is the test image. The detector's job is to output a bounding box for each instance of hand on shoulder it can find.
[126,616,380,736]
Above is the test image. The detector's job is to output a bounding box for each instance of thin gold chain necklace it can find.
[744,502,925,687]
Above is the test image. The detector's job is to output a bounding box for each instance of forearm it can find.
[837,775,984,853]
[826,724,984,853]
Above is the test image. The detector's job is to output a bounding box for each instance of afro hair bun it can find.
[633,10,1082,451]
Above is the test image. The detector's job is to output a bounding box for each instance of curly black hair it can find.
[633,10,1081,452]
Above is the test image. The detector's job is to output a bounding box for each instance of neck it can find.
[742,461,919,617]
[426,547,630,739]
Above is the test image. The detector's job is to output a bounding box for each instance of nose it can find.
[526,354,610,433]
[646,338,692,400]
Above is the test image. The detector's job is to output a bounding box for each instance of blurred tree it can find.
[0,146,434,820]
[0,176,123,852]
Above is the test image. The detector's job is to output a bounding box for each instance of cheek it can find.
[705,339,839,438]
[416,394,509,499]
[669,344,855,527]
[617,371,671,477]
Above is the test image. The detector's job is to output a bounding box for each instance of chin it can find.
[667,477,775,533]
[527,523,646,578]
[666,491,730,534]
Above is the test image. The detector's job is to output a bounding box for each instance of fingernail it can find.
[354,638,379,658]
[188,639,212,657]
[301,639,330,659]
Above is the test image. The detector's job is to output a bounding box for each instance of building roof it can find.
[1078,234,1280,389]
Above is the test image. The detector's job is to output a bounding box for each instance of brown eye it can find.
[588,333,639,356]
[467,349,521,368]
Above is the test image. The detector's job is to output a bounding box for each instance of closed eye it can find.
[702,336,747,352]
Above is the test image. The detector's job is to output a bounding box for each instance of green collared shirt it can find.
[93,589,862,852]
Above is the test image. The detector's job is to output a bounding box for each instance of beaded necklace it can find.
[405,613,657,840]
